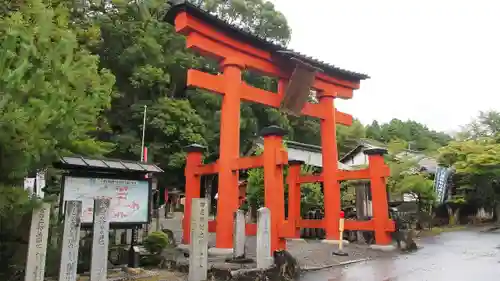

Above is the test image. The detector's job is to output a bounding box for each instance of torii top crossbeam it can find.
[165,1,369,123]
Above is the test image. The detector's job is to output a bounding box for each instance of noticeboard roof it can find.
[54,156,163,173]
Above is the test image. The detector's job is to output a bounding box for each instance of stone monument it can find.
[233,209,246,259]
[24,203,51,281]
[188,198,209,281]
[256,207,273,269]
[59,200,83,281]
[90,198,111,281]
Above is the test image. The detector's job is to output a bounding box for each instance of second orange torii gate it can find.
[165,1,394,253]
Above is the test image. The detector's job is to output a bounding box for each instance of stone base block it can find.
[208,247,234,256]
[369,244,397,252]
[321,239,350,245]
[286,238,306,242]
[176,244,189,253]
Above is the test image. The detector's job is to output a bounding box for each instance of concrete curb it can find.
[301,258,369,272]
[321,239,351,245]
[369,244,397,252]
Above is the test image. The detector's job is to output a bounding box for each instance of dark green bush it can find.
[143,231,170,255]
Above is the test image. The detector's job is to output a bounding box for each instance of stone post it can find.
[90,198,111,281]
[188,198,209,281]
[59,200,83,281]
[256,207,273,269]
[24,203,51,281]
[233,210,246,259]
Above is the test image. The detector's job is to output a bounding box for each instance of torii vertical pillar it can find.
[319,92,342,242]
[214,58,244,251]
[365,148,392,245]
[261,126,287,252]
[287,160,303,238]
[182,144,205,244]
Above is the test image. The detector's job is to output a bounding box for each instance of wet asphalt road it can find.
[300,230,500,281]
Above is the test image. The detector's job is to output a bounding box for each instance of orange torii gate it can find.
[165,1,394,253]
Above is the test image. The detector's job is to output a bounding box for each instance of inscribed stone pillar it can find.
[59,200,83,281]
[233,210,246,259]
[24,203,51,281]
[188,198,209,281]
[256,207,273,269]
[90,198,111,281]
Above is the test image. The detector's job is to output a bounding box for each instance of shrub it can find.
[143,231,170,255]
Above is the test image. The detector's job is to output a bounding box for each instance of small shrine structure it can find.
[165,1,394,254]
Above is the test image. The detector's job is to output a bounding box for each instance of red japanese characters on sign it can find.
[127,200,140,211]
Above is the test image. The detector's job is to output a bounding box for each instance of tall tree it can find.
[65,0,296,188]
[337,119,366,156]
[366,118,452,153]
[0,1,114,279]
[193,0,291,45]
[0,0,115,182]
[457,110,500,140]
[438,137,500,222]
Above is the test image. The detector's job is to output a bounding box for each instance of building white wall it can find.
[349,151,369,166]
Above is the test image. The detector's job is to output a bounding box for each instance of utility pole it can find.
[140,105,147,162]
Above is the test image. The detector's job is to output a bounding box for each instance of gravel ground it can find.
[236,236,395,268]
[286,240,395,268]
[163,215,396,269]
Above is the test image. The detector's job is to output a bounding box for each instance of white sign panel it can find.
[24,178,35,194]
[35,170,46,199]
[63,176,149,224]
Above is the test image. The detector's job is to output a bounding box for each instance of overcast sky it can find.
[271,0,500,133]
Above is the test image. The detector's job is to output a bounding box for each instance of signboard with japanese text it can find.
[434,166,451,204]
[62,176,150,225]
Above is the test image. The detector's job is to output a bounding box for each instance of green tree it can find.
[366,118,451,153]
[438,137,500,222]
[194,0,291,45]
[69,0,297,190]
[0,0,115,182]
[384,140,436,207]
[77,0,208,187]
[457,110,500,140]
[337,119,366,156]
[246,148,323,216]
[0,1,114,279]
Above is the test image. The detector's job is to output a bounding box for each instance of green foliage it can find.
[438,136,500,210]
[143,231,171,255]
[246,166,265,208]
[195,0,291,45]
[438,110,500,221]
[385,153,419,194]
[0,0,115,181]
[340,181,357,208]
[366,119,452,153]
[396,174,436,204]
[457,110,500,140]
[438,138,500,175]
[299,165,323,214]
[337,119,366,156]
[246,149,323,215]
[0,186,41,280]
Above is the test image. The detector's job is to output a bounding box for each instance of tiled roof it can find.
[54,156,163,173]
[255,139,354,170]
[165,1,370,82]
